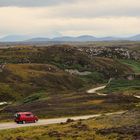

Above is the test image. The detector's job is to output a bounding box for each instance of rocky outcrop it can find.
[76,47,140,60]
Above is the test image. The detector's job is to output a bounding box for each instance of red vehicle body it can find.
[14,112,38,124]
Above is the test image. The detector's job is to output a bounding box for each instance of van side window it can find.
[26,114,32,116]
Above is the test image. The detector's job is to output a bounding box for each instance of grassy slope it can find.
[102,79,140,95]
[120,59,140,73]
[0,64,87,101]
[0,109,139,140]
[102,59,140,95]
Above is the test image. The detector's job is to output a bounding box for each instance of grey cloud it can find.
[0,0,76,7]
[59,8,140,18]
[48,2,140,18]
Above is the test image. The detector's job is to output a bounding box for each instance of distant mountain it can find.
[1,34,140,42]
[128,34,140,41]
[25,35,124,42]
[24,35,140,42]
[0,35,30,42]
[25,37,51,42]
[98,36,121,41]
[75,35,97,41]
[52,36,76,42]
[52,35,97,42]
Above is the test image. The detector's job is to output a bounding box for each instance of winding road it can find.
[87,84,140,99]
[87,85,107,96]
[0,111,126,130]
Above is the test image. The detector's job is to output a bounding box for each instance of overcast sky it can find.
[0,0,140,37]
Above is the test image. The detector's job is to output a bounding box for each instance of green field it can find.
[120,59,140,73]
[102,79,140,95]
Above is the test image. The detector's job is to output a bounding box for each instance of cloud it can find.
[0,0,77,7]
[0,7,140,37]
[0,0,140,37]
[43,0,140,18]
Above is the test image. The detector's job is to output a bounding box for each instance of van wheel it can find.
[22,121,26,124]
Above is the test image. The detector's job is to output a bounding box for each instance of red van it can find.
[14,112,38,124]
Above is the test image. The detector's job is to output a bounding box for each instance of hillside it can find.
[0,64,86,102]
[0,46,134,103]
[101,59,140,96]
[119,59,140,73]
[0,46,133,77]
[0,45,136,121]
[102,79,140,96]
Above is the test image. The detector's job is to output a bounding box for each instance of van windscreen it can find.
[15,114,20,118]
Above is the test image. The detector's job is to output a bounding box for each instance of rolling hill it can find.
[1,34,140,42]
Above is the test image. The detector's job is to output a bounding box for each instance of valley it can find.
[0,42,139,140]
